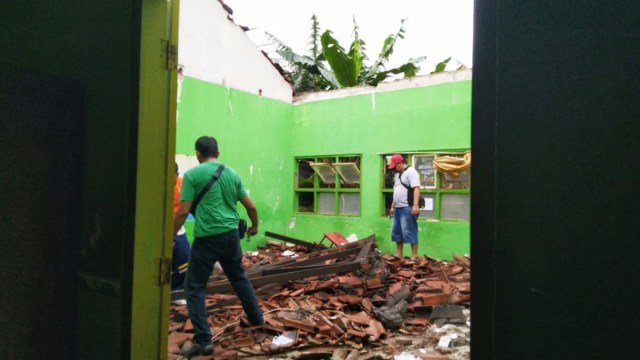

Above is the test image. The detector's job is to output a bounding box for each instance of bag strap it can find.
[399,167,421,207]
[398,167,412,190]
[192,164,225,214]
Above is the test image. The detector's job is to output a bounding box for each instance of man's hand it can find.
[389,207,395,217]
[246,225,258,241]
[411,205,420,216]
[240,196,259,242]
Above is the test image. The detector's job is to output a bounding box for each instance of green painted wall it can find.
[289,82,471,259]
[177,77,294,250]
[177,77,471,259]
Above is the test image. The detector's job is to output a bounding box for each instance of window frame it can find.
[382,151,471,222]
[295,155,362,216]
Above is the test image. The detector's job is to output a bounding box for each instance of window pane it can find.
[441,194,470,221]
[334,162,360,188]
[297,159,314,188]
[339,156,360,164]
[436,153,471,190]
[297,192,314,213]
[412,154,436,189]
[314,157,336,188]
[383,155,395,189]
[383,168,395,189]
[318,193,335,214]
[440,170,471,190]
[310,163,336,185]
[339,193,360,215]
[383,192,393,216]
[418,193,437,219]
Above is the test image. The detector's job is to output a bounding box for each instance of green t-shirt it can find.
[180,160,248,237]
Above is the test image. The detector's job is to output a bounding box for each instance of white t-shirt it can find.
[393,167,421,208]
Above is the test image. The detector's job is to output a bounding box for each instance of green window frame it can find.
[382,151,471,221]
[295,155,361,216]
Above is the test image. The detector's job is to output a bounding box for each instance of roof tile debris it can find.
[169,233,471,359]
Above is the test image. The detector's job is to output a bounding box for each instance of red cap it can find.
[387,154,404,169]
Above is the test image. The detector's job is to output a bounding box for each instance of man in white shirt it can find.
[388,154,421,259]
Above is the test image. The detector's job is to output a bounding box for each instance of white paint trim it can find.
[293,69,472,104]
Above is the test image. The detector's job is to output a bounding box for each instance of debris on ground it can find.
[168,232,471,359]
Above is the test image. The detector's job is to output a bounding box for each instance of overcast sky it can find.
[223,0,474,75]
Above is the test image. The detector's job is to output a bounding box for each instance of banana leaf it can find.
[364,56,425,86]
[364,19,408,82]
[321,30,359,88]
[432,57,451,73]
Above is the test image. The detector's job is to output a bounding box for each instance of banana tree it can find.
[266,14,339,92]
[267,14,427,92]
[320,18,426,88]
[358,19,426,86]
[318,17,366,88]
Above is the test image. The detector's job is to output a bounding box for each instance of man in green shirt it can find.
[173,136,262,357]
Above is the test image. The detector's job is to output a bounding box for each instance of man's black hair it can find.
[175,162,179,174]
[195,136,219,158]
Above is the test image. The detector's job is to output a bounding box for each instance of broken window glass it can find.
[383,193,394,216]
[297,192,314,213]
[440,170,470,189]
[437,153,471,190]
[297,159,314,188]
[295,155,361,216]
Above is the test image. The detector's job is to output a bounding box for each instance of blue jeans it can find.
[391,206,419,244]
[184,229,263,345]
[171,233,190,291]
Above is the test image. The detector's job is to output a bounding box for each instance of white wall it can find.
[179,0,293,103]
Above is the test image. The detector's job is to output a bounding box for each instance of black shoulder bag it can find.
[189,164,225,217]
[399,168,425,208]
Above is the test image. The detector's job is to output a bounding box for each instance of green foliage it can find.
[266,14,338,92]
[433,57,451,74]
[267,14,467,93]
[268,14,464,93]
[432,57,468,74]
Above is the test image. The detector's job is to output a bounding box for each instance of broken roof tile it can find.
[168,232,470,358]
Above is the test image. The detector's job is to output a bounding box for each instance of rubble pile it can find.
[168,233,471,359]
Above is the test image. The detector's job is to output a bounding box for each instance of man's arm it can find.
[390,200,395,217]
[409,168,421,216]
[239,196,258,238]
[411,187,420,215]
[173,201,191,236]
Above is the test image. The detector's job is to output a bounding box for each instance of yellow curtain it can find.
[433,152,471,178]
